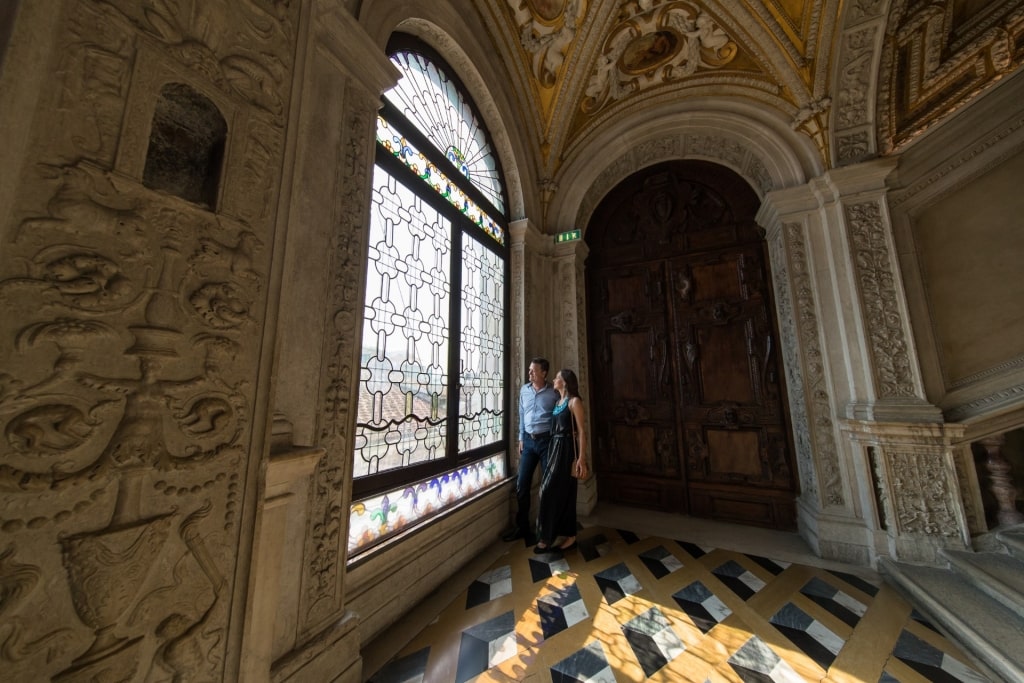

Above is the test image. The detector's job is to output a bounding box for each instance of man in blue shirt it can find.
[503,357,559,544]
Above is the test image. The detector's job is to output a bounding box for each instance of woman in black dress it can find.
[535,369,589,553]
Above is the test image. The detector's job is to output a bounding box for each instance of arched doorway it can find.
[585,160,798,530]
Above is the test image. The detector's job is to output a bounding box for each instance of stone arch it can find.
[550,100,822,233]
[828,0,892,166]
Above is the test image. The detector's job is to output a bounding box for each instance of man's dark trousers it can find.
[514,433,550,536]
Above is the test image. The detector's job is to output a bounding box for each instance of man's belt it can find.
[524,431,550,439]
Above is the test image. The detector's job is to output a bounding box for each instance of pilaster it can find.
[759,157,967,565]
[509,218,529,413]
[759,184,869,563]
[262,3,398,680]
[551,238,597,514]
[812,158,941,423]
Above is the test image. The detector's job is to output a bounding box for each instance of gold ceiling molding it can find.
[877,0,1024,154]
[511,0,584,88]
[489,0,847,176]
[580,1,739,114]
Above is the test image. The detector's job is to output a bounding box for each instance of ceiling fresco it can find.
[470,0,1024,178]
[488,0,840,170]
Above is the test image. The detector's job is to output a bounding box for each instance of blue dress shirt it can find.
[519,381,559,440]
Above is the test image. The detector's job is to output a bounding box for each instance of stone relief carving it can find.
[845,201,917,398]
[835,26,877,130]
[950,444,983,534]
[767,236,820,504]
[1,161,265,680]
[575,133,773,229]
[837,130,871,164]
[511,0,582,88]
[582,1,738,115]
[99,0,296,121]
[559,257,578,362]
[302,90,376,636]
[784,223,844,506]
[0,1,293,677]
[946,384,1024,422]
[886,449,961,536]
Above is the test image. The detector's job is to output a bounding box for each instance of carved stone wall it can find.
[844,200,918,400]
[0,1,297,680]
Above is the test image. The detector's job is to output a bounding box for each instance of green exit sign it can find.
[556,229,581,243]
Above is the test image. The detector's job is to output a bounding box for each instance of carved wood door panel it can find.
[585,160,797,529]
[669,246,796,528]
[589,261,686,511]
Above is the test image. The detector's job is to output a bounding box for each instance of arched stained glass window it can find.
[349,35,509,557]
[382,43,505,218]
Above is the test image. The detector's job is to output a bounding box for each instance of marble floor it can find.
[364,505,990,683]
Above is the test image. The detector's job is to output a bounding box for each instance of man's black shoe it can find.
[501,527,525,542]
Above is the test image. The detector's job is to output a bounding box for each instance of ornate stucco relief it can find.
[511,0,583,88]
[845,201,916,398]
[877,0,1024,154]
[0,0,293,678]
[581,1,738,115]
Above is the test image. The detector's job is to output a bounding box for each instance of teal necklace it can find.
[552,397,569,415]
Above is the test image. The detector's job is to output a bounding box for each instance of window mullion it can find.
[447,222,463,462]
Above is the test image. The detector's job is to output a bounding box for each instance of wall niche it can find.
[143,82,227,208]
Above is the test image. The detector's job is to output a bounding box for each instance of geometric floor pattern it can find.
[367,526,991,682]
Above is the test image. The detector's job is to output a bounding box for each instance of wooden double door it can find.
[585,161,797,529]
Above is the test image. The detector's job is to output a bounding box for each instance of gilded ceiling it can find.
[468,0,1024,178]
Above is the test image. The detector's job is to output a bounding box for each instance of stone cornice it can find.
[316,3,400,99]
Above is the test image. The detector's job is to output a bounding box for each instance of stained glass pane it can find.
[459,236,504,452]
[348,455,506,555]
[354,165,451,479]
[377,117,504,245]
[384,50,505,216]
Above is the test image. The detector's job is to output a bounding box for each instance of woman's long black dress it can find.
[536,398,578,545]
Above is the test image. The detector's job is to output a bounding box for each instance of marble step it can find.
[879,556,1024,683]
[996,527,1024,562]
[941,548,1024,620]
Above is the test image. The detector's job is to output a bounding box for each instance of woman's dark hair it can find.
[557,369,580,398]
